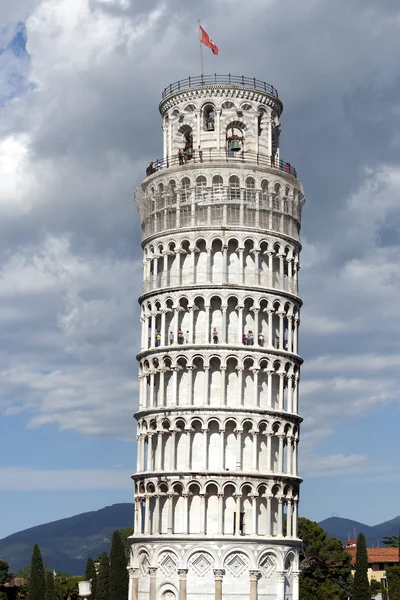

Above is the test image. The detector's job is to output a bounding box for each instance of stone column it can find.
[253,250,260,285]
[200,494,206,534]
[267,251,274,288]
[218,494,224,534]
[170,430,176,471]
[266,433,272,471]
[134,498,140,534]
[174,249,181,286]
[202,427,208,470]
[183,494,189,534]
[148,567,157,600]
[187,366,193,406]
[286,436,293,475]
[148,433,154,471]
[250,494,257,535]
[150,312,156,348]
[172,367,178,405]
[220,366,227,406]
[128,567,139,600]
[276,570,286,600]
[287,375,293,413]
[238,248,245,284]
[222,245,228,283]
[266,495,272,535]
[154,495,160,534]
[291,571,300,600]
[293,500,299,537]
[144,495,150,534]
[249,570,261,600]
[252,431,258,471]
[178,569,188,600]
[293,376,299,414]
[286,499,293,538]
[159,370,165,408]
[189,307,195,344]
[167,493,174,534]
[267,370,273,407]
[203,365,210,405]
[253,368,259,407]
[267,310,274,347]
[160,309,166,346]
[278,435,284,473]
[293,318,299,353]
[235,429,243,470]
[213,569,225,600]
[237,305,244,342]
[237,367,244,407]
[205,305,211,342]
[173,308,179,344]
[206,249,212,282]
[278,312,284,349]
[287,315,293,352]
[234,494,242,535]
[221,305,227,343]
[149,371,155,408]
[185,428,191,470]
[278,373,285,410]
[220,429,225,469]
[277,498,284,536]
[140,317,146,350]
[190,247,196,284]
[253,308,260,339]
[293,439,298,476]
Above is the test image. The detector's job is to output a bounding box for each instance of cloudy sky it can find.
[1,0,400,540]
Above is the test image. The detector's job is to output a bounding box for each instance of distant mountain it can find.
[319,516,400,547]
[0,503,133,575]
[2,505,400,576]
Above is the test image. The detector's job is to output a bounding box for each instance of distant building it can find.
[345,539,398,583]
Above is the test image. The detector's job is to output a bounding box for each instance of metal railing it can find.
[161,74,279,99]
[145,149,297,179]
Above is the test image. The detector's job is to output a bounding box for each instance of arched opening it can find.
[203,104,215,131]
[227,123,245,155]
[228,175,240,202]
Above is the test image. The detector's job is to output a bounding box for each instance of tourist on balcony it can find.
[212,327,219,344]
[258,332,265,346]
[185,330,190,344]
[198,146,203,163]
[178,149,184,166]
[247,330,254,345]
[169,331,174,344]
[155,331,161,347]
[275,335,280,349]
[178,329,184,344]
[242,333,247,345]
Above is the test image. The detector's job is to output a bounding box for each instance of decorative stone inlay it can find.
[159,552,178,576]
[225,553,249,577]
[139,554,150,577]
[259,553,276,579]
[189,552,213,577]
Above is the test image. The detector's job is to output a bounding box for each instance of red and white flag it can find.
[200,25,218,55]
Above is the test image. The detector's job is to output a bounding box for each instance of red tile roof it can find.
[346,547,399,565]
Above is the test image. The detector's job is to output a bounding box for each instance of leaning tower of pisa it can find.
[129,75,305,600]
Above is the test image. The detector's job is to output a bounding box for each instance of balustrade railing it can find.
[161,74,279,99]
[144,149,297,179]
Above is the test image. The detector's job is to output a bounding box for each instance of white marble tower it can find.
[129,75,305,600]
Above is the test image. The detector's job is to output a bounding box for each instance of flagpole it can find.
[198,19,204,78]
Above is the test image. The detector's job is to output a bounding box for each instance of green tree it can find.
[96,552,110,600]
[353,532,369,600]
[53,573,82,600]
[109,530,128,600]
[387,566,400,600]
[85,557,97,600]
[27,544,46,600]
[115,527,134,562]
[0,561,10,585]
[298,517,352,600]
[45,570,55,600]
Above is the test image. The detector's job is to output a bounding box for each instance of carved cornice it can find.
[159,85,282,116]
